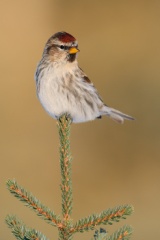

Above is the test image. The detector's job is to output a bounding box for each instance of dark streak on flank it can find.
[83,76,91,83]
[84,97,94,111]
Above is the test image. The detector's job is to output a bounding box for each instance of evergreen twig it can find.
[57,114,73,240]
[71,205,133,233]
[92,225,133,240]
[5,215,49,240]
[57,114,73,221]
[105,225,133,240]
[6,113,134,240]
[6,179,61,227]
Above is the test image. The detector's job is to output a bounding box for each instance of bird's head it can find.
[43,32,79,64]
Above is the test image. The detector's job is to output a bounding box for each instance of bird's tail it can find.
[105,107,135,124]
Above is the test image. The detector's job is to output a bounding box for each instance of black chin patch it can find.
[68,54,76,62]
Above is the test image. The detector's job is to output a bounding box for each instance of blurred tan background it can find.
[1,1,160,239]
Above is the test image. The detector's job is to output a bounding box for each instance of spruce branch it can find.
[106,225,133,240]
[5,215,49,240]
[71,205,134,233]
[92,225,133,240]
[5,215,26,240]
[6,113,134,240]
[6,179,61,227]
[57,114,73,221]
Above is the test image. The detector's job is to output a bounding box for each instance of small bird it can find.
[35,31,134,123]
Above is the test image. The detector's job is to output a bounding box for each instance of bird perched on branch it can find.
[35,31,134,123]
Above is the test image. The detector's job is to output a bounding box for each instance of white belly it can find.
[37,65,102,123]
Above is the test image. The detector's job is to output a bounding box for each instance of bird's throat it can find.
[68,54,76,63]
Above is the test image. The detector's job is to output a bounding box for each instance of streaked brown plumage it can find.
[35,31,134,123]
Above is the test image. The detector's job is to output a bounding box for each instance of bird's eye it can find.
[59,45,70,50]
[60,45,65,49]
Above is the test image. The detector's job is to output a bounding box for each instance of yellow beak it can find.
[69,47,80,54]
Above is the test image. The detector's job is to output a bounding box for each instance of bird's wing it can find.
[79,67,92,83]
[79,67,104,103]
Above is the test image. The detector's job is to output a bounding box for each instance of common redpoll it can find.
[35,31,134,123]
